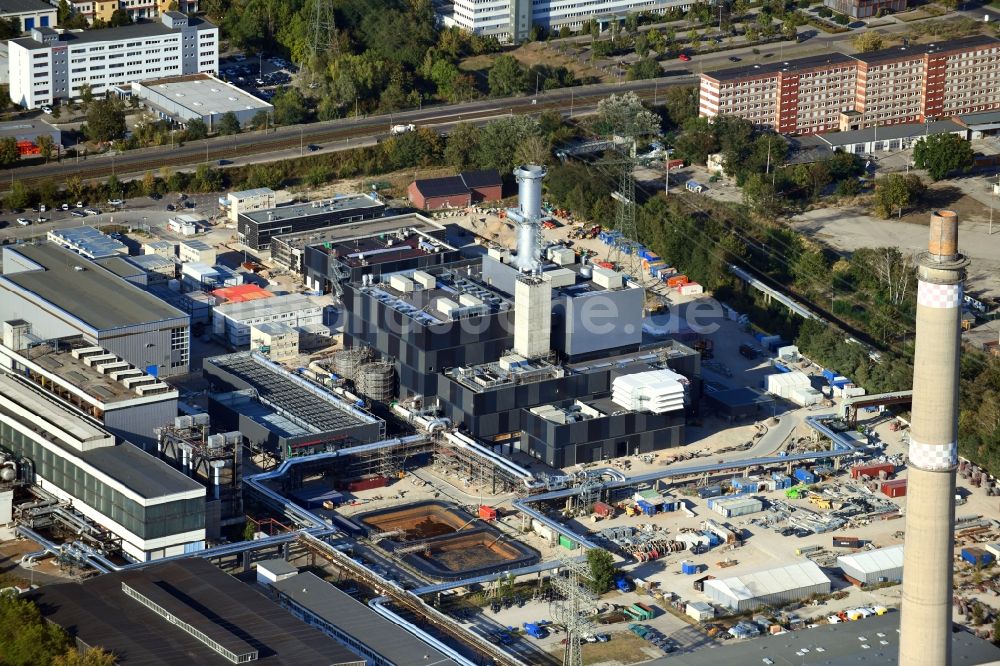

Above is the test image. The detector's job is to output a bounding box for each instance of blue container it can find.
[822,368,838,383]
[698,485,723,499]
[681,562,698,575]
[636,500,657,516]
[794,468,817,484]
[961,548,995,567]
[703,531,722,546]
[773,362,791,373]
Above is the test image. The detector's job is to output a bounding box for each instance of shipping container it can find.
[832,536,862,549]
[636,499,657,516]
[681,562,699,575]
[667,275,689,288]
[693,574,715,591]
[961,547,995,567]
[478,505,497,520]
[794,468,817,484]
[821,369,839,383]
[881,479,907,498]
[698,485,723,499]
[679,282,704,296]
[558,534,578,550]
[850,462,895,480]
[666,158,685,170]
[593,501,615,518]
[345,475,388,492]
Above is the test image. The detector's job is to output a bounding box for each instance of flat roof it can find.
[1,243,187,330]
[0,0,54,14]
[214,293,318,320]
[180,238,213,251]
[859,35,1000,64]
[128,254,176,271]
[94,256,145,279]
[10,16,215,50]
[704,52,856,82]
[243,195,383,225]
[648,612,1000,665]
[817,120,964,147]
[272,572,460,666]
[136,74,271,116]
[0,119,60,140]
[29,559,361,666]
[252,321,297,335]
[48,227,127,258]
[321,226,456,269]
[204,352,381,433]
[12,338,176,404]
[957,109,1000,127]
[273,213,445,250]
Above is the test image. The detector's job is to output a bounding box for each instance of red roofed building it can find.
[211,284,274,304]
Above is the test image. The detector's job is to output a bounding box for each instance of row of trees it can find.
[0,594,115,665]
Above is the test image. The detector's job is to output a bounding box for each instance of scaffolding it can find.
[355,361,395,402]
[332,347,373,382]
[432,441,523,495]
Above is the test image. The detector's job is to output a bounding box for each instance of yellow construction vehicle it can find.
[808,493,832,510]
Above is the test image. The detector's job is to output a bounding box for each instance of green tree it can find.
[443,122,480,170]
[272,87,307,125]
[184,118,208,141]
[305,164,331,187]
[66,175,85,202]
[141,170,156,196]
[51,647,117,666]
[243,519,256,542]
[488,54,526,96]
[0,595,71,666]
[6,181,31,210]
[872,173,924,218]
[79,83,94,109]
[0,136,18,167]
[250,110,270,130]
[108,8,132,26]
[663,86,698,127]
[742,172,781,217]
[792,161,831,199]
[586,548,616,594]
[85,98,126,143]
[36,134,56,162]
[851,31,884,53]
[913,133,975,180]
[194,164,223,192]
[57,0,73,23]
[217,111,241,135]
[513,134,550,166]
[627,58,661,81]
[475,115,539,172]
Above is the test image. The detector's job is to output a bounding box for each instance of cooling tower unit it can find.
[513,164,547,272]
[898,210,968,666]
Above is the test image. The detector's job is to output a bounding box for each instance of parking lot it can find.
[218,52,299,103]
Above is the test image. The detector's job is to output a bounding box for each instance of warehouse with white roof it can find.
[837,544,904,586]
[704,560,831,611]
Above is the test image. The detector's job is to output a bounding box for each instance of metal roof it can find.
[242,194,383,225]
[858,35,1000,65]
[411,175,469,198]
[135,74,272,117]
[0,0,53,14]
[459,168,502,189]
[837,544,904,575]
[956,110,1000,127]
[28,559,362,666]
[1,243,187,330]
[647,612,1000,665]
[817,120,965,148]
[48,226,127,259]
[704,560,830,602]
[10,15,215,50]
[272,572,461,666]
[213,293,319,320]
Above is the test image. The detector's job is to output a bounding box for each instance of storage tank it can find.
[355,362,395,402]
[332,347,372,381]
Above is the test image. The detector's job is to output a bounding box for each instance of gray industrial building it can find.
[0,330,178,451]
[0,243,190,378]
[0,371,205,562]
[130,73,273,129]
[204,352,384,458]
[92,255,151,286]
[838,544,904,585]
[438,342,699,444]
[29,559,364,666]
[269,213,459,288]
[342,260,516,398]
[270,570,461,666]
[238,194,387,250]
[520,397,686,467]
[46,226,127,259]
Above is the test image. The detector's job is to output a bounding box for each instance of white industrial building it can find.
[442,0,693,41]
[178,238,216,264]
[250,322,299,362]
[612,369,687,414]
[46,227,127,259]
[224,187,276,223]
[765,371,822,406]
[0,0,56,32]
[213,294,322,347]
[711,496,763,518]
[130,73,272,129]
[8,12,218,109]
[704,561,831,611]
[837,544,904,586]
[142,239,177,258]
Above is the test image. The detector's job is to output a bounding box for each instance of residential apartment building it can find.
[0,0,57,32]
[8,11,217,109]
[69,0,198,24]
[443,0,693,42]
[699,36,1000,135]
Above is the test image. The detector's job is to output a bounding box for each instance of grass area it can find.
[459,42,608,82]
[548,632,661,666]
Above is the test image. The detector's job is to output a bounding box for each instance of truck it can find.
[390,123,416,135]
[522,622,548,639]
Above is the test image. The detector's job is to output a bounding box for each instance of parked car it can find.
[166,204,176,211]
[70,210,86,217]
[107,198,124,206]
[678,53,691,62]
[84,208,101,215]
[728,56,742,62]
[40,105,53,114]
[16,218,31,226]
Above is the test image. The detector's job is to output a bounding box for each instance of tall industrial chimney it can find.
[899,210,968,666]
[512,164,546,272]
[513,274,551,359]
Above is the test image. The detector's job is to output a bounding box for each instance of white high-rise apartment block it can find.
[442,0,692,42]
[9,11,218,109]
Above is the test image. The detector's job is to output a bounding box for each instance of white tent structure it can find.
[704,561,831,611]
[611,369,686,414]
[837,544,904,585]
[765,371,821,406]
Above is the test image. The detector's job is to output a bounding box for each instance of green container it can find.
[558,535,578,550]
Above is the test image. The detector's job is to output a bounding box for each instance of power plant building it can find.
[204,352,384,458]
[238,194,386,250]
[0,372,206,562]
[0,243,190,378]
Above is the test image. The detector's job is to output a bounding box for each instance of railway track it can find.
[2,81,689,192]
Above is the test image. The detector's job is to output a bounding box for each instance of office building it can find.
[270,570,461,666]
[442,0,690,41]
[0,243,190,378]
[224,186,276,223]
[204,352,385,458]
[0,0,54,31]
[238,194,386,251]
[142,239,177,258]
[130,72,271,128]
[9,12,218,109]
[824,0,905,18]
[251,322,299,361]
[0,329,178,450]
[29,559,364,666]
[177,238,216,264]
[698,36,1000,134]
[212,293,322,347]
[0,371,205,561]
[46,226,127,259]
